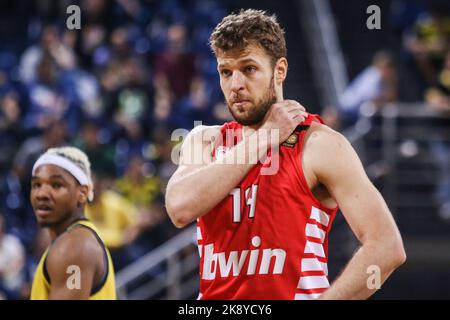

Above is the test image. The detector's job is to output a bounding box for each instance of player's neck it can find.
[245,92,284,132]
[49,211,86,239]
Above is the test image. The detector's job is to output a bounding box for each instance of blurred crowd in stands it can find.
[328,0,450,224]
[0,0,230,299]
[326,0,450,130]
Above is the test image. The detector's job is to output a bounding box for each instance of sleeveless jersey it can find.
[197,114,339,300]
[30,219,117,300]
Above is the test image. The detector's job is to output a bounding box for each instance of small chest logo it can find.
[215,146,230,160]
[282,134,298,148]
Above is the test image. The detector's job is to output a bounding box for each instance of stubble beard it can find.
[227,76,277,126]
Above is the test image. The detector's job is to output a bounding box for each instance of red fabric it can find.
[197,114,339,300]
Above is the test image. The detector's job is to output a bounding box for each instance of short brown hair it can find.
[209,9,287,65]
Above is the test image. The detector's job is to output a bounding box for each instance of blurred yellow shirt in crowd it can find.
[115,176,161,208]
[85,190,139,249]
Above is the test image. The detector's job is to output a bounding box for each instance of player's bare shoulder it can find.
[188,125,221,143]
[303,120,364,185]
[303,121,350,155]
[46,226,103,270]
[302,121,356,174]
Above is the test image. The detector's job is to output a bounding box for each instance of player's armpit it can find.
[45,228,102,300]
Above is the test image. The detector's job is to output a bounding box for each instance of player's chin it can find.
[37,220,53,228]
[35,214,55,227]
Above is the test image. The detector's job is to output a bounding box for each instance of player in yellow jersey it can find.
[29,147,116,300]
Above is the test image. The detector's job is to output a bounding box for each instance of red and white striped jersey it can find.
[197,114,339,300]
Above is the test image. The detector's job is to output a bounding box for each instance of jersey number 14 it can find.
[230,184,258,223]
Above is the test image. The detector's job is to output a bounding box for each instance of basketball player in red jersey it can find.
[165,9,406,300]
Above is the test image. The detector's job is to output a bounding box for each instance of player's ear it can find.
[78,185,89,205]
[274,57,288,84]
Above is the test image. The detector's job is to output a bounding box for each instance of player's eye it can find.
[220,69,232,77]
[52,183,63,189]
[32,182,41,189]
[244,66,256,74]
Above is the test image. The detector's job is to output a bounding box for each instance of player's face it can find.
[217,44,277,126]
[30,165,83,228]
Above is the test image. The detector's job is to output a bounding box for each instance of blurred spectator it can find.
[115,155,169,253]
[0,91,23,173]
[403,5,450,86]
[92,62,124,124]
[115,0,153,28]
[108,27,133,63]
[115,155,162,210]
[114,121,152,176]
[113,57,154,135]
[389,0,428,36]
[112,54,155,172]
[320,106,342,131]
[75,0,112,69]
[22,55,68,133]
[0,214,26,300]
[158,23,196,98]
[85,174,142,270]
[425,50,450,111]
[429,135,450,222]
[425,52,450,221]
[57,66,102,135]
[19,25,76,85]
[73,120,116,176]
[154,23,202,127]
[171,74,217,129]
[150,126,179,185]
[338,51,398,127]
[14,119,68,183]
[0,164,36,250]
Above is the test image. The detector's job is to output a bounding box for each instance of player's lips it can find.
[232,100,250,107]
[35,204,54,217]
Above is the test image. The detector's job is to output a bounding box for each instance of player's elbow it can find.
[385,236,407,270]
[392,239,407,268]
[365,231,406,271]
[171,217,190,229]
[165,198,192,229]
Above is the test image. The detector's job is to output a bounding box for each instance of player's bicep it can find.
[46,239,96,299]
[313,131,399,243]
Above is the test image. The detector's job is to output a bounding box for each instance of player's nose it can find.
[34,184,51,200]
[230,71,245,92]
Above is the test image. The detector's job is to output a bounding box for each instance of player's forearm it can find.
[166,131,269,228]
[319,239,406,300]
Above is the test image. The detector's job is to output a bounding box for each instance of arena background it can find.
[0,0,449,300]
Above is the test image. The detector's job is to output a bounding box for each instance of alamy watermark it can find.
[170,121,282,175]
[366,5,381,30]
[66,5,81,30]
[66,265,81,290]
[367,264,381,290]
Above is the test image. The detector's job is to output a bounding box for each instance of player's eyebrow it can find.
[31,174,67,181]
[218,58,260,69]
[49,174,66,180]
[238,58,259,65]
